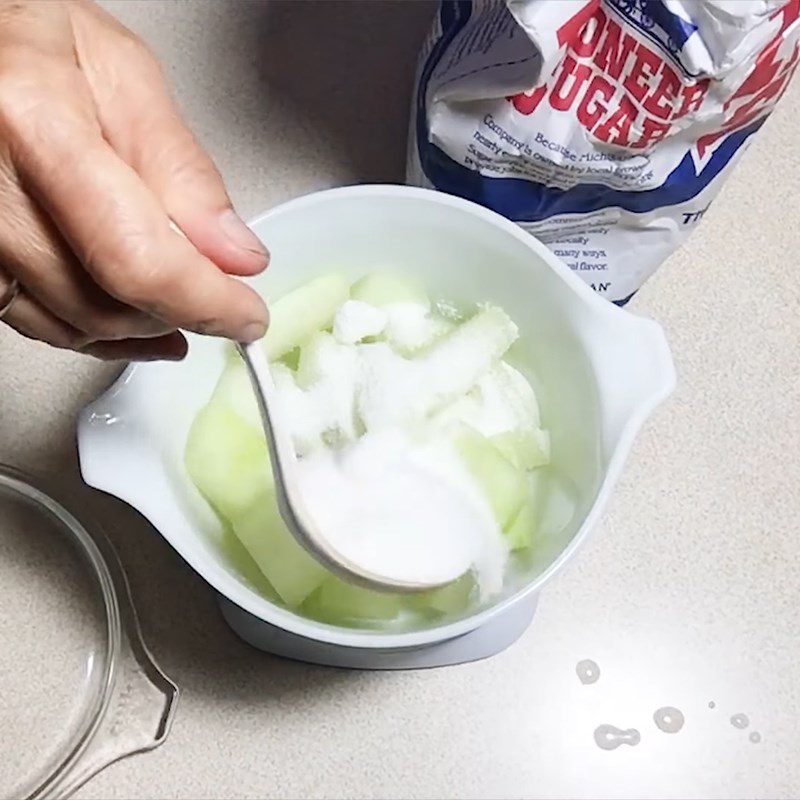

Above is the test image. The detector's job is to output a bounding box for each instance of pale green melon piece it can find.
[218,524,281,603]
[455,426,526,529]
[491,362,541,428]
[505,469,545,551]
[505,499,537,551]
[232,492,326,608]
[263,273,350,359]
[490,428,550,470]
[407,573,475,617]
[537,471,578,539]
[213,359,260,428]
[350,272,430,309]
[421,305,519,413]
[296,331,330,388]
[302,576,401,624]
[214,358,326,446]
[429,360,542,439]
[184,402,271,522]
[523,470,577,572]
[280,346,301,371]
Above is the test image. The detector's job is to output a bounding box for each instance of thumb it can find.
[129,108,270,278]
[70,2,269,277]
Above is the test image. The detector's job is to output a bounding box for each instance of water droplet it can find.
[708,701,716,709]
[653,706,685,733]
[731,713,749,730]
[593,724,641,751]
[749,731,761,744]
[576,659,600,685]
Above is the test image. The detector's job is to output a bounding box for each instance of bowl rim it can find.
[79,183,666,650]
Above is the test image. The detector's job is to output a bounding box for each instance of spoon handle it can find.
[235,343,353,577]
[235,341,303,513]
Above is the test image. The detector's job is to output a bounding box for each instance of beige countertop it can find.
[1,2,799,798]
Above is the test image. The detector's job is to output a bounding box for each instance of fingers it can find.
[123,112,270,279]
[68,1,269,277]
[0,178,174,341]
[1,289,88,350]
[5,83,268,343]
[2,286,188,361]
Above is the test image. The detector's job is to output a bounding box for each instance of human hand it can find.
[0,0,268,361]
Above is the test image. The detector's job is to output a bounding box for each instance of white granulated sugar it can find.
[354,342,423,432]
[332,300,387,344]
[383,302,439,353]
[271,363,324,456]
[297,334,360,442]
[269,302,521,596]
[435,298,463,320]
[296,430,507,594]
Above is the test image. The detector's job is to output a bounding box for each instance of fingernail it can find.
[218,209,269,260]
[240,320,268,342]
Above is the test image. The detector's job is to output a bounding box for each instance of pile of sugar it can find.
[296,429,506,592]
[272,298,520,596]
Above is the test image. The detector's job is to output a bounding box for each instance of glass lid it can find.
[0,465,178,800]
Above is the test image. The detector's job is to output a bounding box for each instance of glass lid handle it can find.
[47,630,178,799]
[37,554,178,800]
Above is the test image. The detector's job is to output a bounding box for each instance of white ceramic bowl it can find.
[78,185,675,653]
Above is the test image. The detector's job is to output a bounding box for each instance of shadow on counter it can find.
[209,0,436,184]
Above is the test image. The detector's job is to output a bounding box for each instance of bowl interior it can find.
[81,187,603,644]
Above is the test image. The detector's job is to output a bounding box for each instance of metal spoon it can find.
[236,341,450,593]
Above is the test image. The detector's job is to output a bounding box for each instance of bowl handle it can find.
[582,310,676,459]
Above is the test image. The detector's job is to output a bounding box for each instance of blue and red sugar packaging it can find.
[408,0,799,304]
